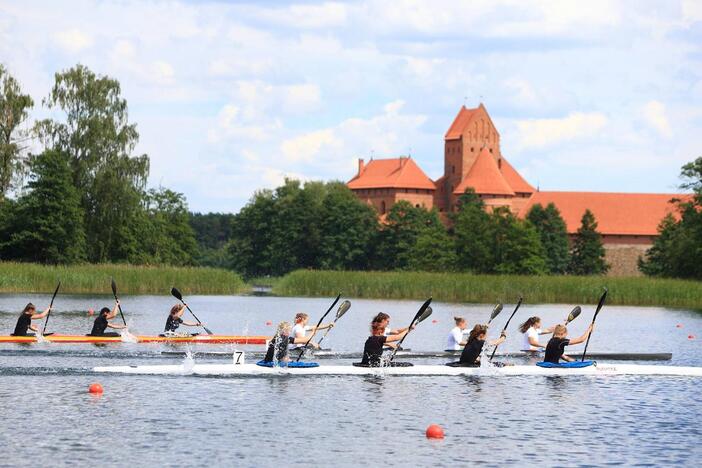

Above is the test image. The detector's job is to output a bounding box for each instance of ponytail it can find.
[467,324,487,343]
[454,316,465,326]
[519,316,541,333]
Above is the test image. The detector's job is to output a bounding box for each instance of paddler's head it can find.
[22,303,36,315]
[170,304,182,316]
[519,316,541,333]
[277,321,291,336]
[371,312,390,328]
[370,321,385,336]
[553,324,567,338]
[294,313,309,325]
[454,316,466,330]
[468,324,488,342]
[100,307,110,317]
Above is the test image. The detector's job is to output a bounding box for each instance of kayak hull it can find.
[93,363,702,377]
[0,334,269,344]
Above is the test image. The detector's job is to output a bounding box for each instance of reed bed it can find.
[0,262,245,295]
[274,270,702,309]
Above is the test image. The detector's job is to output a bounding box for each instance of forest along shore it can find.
[2,262,701,308]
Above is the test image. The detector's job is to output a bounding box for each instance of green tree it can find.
[638,214,681,277]
[406,227,457,272]
[0,65,34,199]
[375,200,444,270]
[452,190,494,273]
[35,64,150,262]
[567,209,609,275]
[526,202,570,274]
[189,212,235,268]
[492,207,548,275]
[0,149,86,263]
[227,188,278,277]
[318,182,379,270]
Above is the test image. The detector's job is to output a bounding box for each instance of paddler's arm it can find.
[29,324,39,332]
[107,322,126,330]
[292,336,320,349]
[182,320,201,327]
[567,324,594,346]
[107,301,120,320]
[31,308,50,320]
[528,335,545,348]
[488,331,507,346]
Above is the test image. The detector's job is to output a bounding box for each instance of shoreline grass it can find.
[0,262,245,295]
[274,270,702,309]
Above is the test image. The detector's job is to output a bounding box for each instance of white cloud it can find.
[281,129,339,163]
[55,28,93,52]
[258,2,348,29]
[515,112,609,149]
[503,78,538,106]
[642,100,672,137]
[283,83,321,113]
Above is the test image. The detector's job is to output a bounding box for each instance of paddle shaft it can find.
[296,294,341,361]
[581,290,608,361]
[388,298,432,363]
[316,305,348,348]
[489,297,523,361]
[180,301,212,335]
[111,284,128,326]
[41,282,61,336]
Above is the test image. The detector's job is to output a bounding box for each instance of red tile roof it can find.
[347,157,436,190]
[454,147,515,196]
[445,105,479,140]
[520,191,685,236]
[500,158,535,194]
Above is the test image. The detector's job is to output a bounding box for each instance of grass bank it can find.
[274,270,702,309]
[0,262,245,295]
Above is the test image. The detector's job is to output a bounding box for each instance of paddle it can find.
[487,303,504,327]
[489,296,523,361]
[315,300,351,349]
[295,293,342,361]
[170,287,213,335]
[581,288,608,361]
[566,306,582,324]
[110,278,128,326]
[388,298,433,363]
[41,282,61,336]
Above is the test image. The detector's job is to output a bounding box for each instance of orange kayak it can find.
[0,334,269,344]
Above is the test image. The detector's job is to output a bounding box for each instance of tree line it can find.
[190,179,609,278]
[0,64,197,264]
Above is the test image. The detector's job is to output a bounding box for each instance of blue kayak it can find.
[256,360,320,368]
[536,360,595,369]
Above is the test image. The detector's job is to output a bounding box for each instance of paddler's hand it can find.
[500,331,507,338]
[197,322,203,326]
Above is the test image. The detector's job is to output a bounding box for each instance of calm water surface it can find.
[1,294,701,467]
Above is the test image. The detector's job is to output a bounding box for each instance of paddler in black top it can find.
[89,300,126,336]
[360,314,412,366]
[544,323,594,363]
[164,304,201,334]
[262,321,316,364]
[12,303,51,336]
[458,324,506,366]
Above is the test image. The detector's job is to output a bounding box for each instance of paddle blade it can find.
[171,287,183,301]
[490,303,504,321]
[111,278,117,297]
[566,306,581,324]
[413,297,433,323]
[594,288,608,317]
[336,300,351,319]
[417,306,433,324]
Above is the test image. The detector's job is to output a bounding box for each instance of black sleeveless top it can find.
[361,335,387,366]
[13,313,32,336]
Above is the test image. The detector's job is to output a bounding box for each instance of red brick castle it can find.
[347,104,682,275]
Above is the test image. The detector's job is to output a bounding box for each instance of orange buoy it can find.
[688,335,696,340]
[265,320,273,326]
[425,424,444,439]
[88,383,103,394]
[676,324,683,328]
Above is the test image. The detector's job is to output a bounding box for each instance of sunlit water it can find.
[1,294,701,466]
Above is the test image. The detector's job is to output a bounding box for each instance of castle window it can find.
[498,159,502,169]
[471,147,474,152]
[380,201,386,214]
[452,165,455,174]
[415,204,420,208]
[489,148,493,153]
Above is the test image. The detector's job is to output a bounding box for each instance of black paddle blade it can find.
[566,306,582,324]
[594,288,608,317]
[413,298,433,324]
[336,300,351,319]
[171,287,183,301]
[490,303,504,321]
[417,306,433,324]
[111,278,117,297]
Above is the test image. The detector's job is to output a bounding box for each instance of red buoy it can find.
[88,383,103,394]
[431,319,438,324]
[265,320,272,326]
[676,324,683,328]
[88,308,94,316]
[689,335,696,340]
[426,424,444,439]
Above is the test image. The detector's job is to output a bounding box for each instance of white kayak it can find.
[93,362,702,377]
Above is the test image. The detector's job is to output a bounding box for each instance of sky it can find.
[1,0,701,213]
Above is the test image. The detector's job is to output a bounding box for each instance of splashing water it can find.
[182,349,195,373]
[120,324,138,343]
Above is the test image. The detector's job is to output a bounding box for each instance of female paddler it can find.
[290,312,333,350]
[452,324,506,367]
[360,313,412,366]
[544,323,594,363]
[446,316,468,350]
[519,316,559,352]
[262,321,321,364]
[11,303,51,336]
[89,300,126,336]
[164,304,202,334]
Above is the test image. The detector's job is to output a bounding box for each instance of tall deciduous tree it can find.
[526,202,570,274]
[0,149,86,263]
[35,64,149,262]
[567,209,609,275]
[453,190,494,273]
[0,65,34,199]
[492,207,548,275]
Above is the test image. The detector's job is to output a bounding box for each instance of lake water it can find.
[1,294,701,467]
